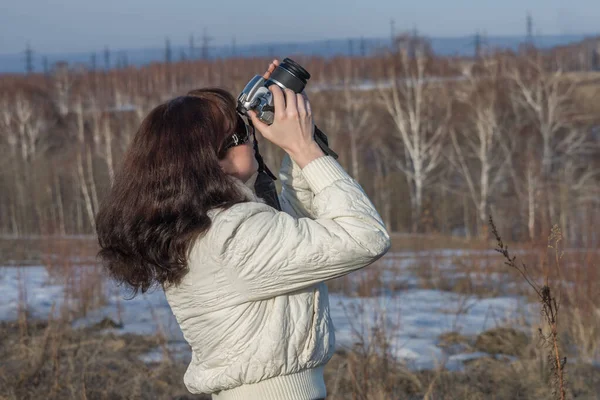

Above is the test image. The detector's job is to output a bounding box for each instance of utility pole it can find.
[348,38,353,57]
[25,43,34,74]
[231,36,236,57]
[390,19,396,48]
[201,28,213,60]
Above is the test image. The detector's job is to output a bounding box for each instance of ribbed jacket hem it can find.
[301,156,351,194]
[211,366,326,400]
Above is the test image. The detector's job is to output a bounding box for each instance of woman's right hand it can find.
[248,86,324,168]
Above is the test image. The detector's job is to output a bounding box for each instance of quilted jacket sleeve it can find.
[215,155,391,301]
[278,153,315,219]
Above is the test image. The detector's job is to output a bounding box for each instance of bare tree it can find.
[506,55,579,239]
[449,58,510,237]
[53,62,73,116]
[1,95,18,158]
[14,92,33,162]
[339,59,373,181]
[0,94,21,235]
[378,50,449,232]
[509,59,575,178]
[555,126,600,244]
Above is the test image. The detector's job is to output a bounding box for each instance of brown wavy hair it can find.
[95,88,248,296]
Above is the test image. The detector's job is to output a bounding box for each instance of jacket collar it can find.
[228,172,266,205]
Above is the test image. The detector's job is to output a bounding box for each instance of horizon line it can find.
[1,31,599,57]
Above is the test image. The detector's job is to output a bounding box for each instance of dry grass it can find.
[2,315,598,400]
[1,230,598,399]
[388,233,489,252]
[325,339,600,400]
[490,218,600,399]
[0,318,207,400]
[0,236,98,267]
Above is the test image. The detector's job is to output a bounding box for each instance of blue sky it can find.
[0,0,598,54]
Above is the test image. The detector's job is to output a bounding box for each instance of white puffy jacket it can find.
[164,155,391,400]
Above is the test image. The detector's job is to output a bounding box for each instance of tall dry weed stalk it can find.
[16,267,29,341]
[489,215,567,400]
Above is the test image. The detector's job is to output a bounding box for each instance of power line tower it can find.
[201,29,214,60]
[43,56,49,75]
[526,12,534,44]
[231,36,236,57]
[189,34,195,60]
[121,51,129,68]
[90,52,97,71]
[165,38,172,63]
[409,26,419,59]
[360,36,366,57]
[474,31,482,59]
[592,43,600,71]
[25,43,34,74]
[104,46,111,70]
[390,18,396,47]
[348,38,354,57]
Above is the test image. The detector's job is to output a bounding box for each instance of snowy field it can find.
[0,250,534,371]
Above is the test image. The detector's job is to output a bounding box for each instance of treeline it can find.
[0,47,598,246]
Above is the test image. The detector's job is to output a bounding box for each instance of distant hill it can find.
[0,33,596,74]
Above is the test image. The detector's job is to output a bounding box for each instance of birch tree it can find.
[339,59,373,181]
[378,50,450,232]
[449,58,510,237]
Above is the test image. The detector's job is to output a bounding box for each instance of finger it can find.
[300,91,311,111]
[262,59,280,79]
[301,90,309,102]
[262,62,275,79]
[269,85,286,119]
[284,89,297,114]
[296,93,307,116]
[248,110,270,135]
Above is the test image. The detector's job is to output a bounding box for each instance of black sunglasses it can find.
[221,114,253,156]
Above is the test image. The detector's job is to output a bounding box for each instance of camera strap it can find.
[251,128,282,211]
[251,128,277,180]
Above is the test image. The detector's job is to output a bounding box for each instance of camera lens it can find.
[266,58,311,93]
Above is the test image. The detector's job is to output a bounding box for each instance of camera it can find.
[237,58,338,159]
[237,58,310,125]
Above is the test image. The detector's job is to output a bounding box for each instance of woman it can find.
[96,60,390,400]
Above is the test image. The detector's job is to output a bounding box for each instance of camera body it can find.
[237,58,310,125]
[237,57,338,160]
[237,75,277,124]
